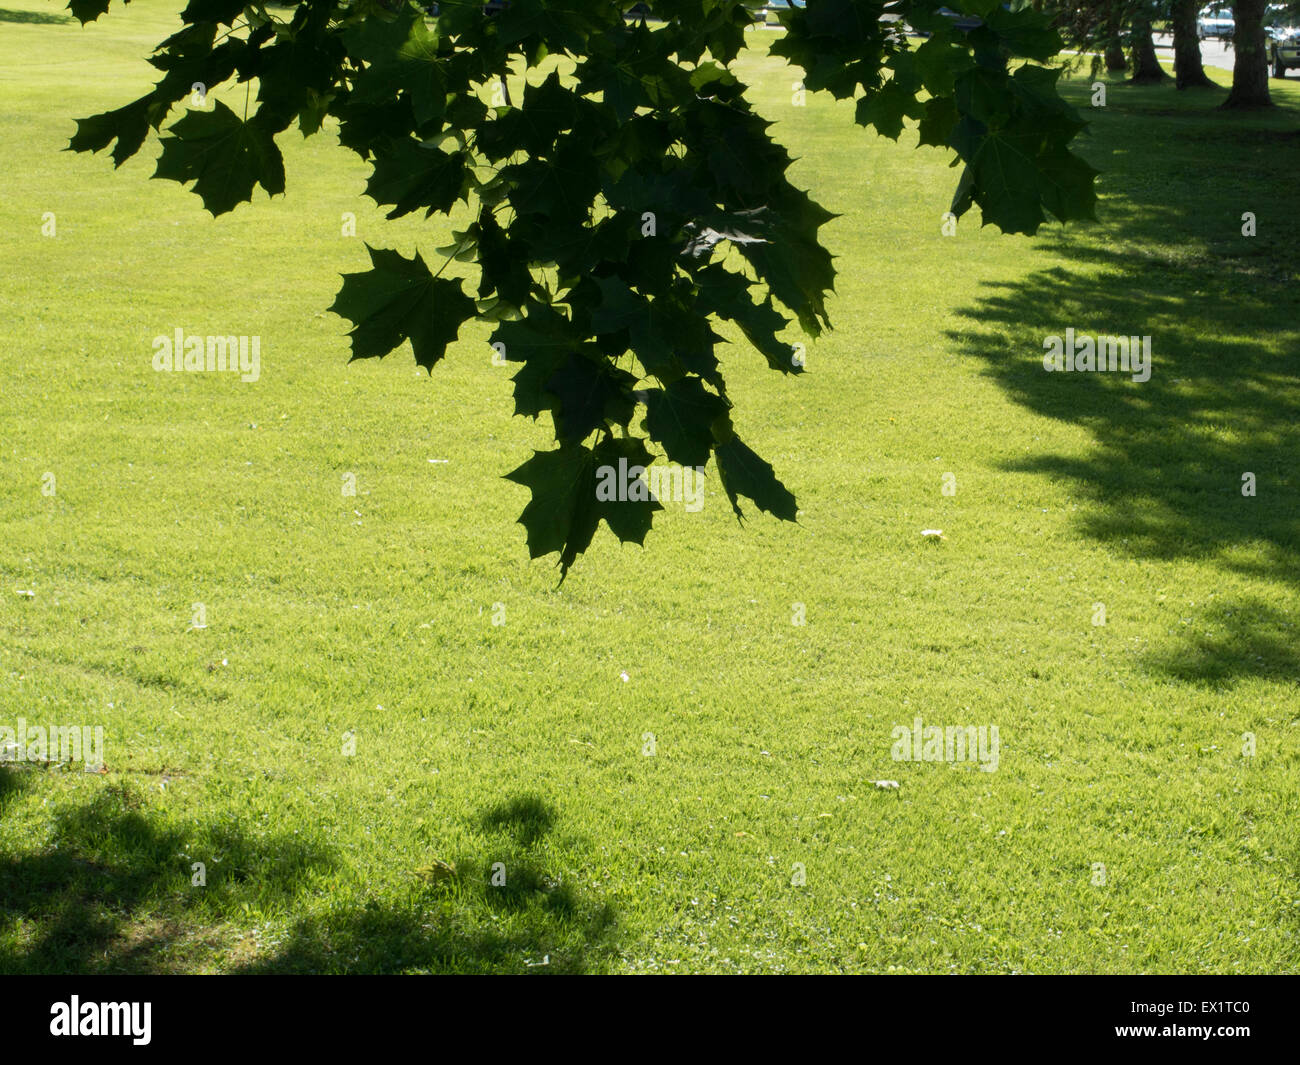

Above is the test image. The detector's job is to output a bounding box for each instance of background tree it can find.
[1171,0,1215,88]
[1104,4,1128,70]
[1128,0,1170,81]
[1224,0,1273,107]
[66,0,1097,577]
[1049,0,1142,76]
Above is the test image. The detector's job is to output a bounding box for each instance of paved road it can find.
[1152,32,1235,71]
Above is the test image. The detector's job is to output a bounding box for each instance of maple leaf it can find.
[506,437,661,582]
[329,245,476,372]
[153,101,285,216]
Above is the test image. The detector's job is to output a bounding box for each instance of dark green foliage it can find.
[69,0,1095,578]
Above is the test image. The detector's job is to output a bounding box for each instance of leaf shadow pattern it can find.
[1141,597,1300,685]
[0,7,73,24]
[479,792,556,846]
[0,775,334,973]
[233,793,618,974]
[1,779,617,973]
[0,762,26,812]
[944,86,1300,685]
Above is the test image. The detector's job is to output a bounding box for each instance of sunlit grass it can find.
[0,0,1297,973]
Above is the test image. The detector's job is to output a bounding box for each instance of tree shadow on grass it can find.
[1141,598,1300,684]
[237,793,618,974]
[0,772,333,973]
[0,761,24,810]
[946,82,1300,685]
[479,792,556,845]
[0,7,73,23]
[0,775,616,974]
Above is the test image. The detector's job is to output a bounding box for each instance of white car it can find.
[1198,7,1235,39]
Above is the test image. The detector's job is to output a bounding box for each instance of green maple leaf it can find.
[493,305,579,418]
[591,278,720,385]
[506,437,661,581]
[329,244,476,371]
[694,265,797,374]
[344,5,450,128]
[507,444,600,574]
[251,27,346,136]
[504,144,600,227]
[179,0,243,25]
[913,36,974,97]
[715,436,798,523]
[68,96,159,168]
[575,21,686,124]
[396,17,452,127]
[917,96,959,150]
[475,209,534,307]
[153,101,285,216]
[856,79,921,142]
[643,377,730,468]
[66,0,123,24]
[735,186,838,336]
[365,139,469,219]
[689,101,793,202]
[545,353,638,444]
[970,132,1046,234]
[476,70,581,161]
[1036,145,1099,225]
[982,7,1063,63]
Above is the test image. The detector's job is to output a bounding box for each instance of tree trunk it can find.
[1172,0,1216,87]
[1223,0,1274,107]
[1130,17,1170,82]
[1105,9,1128,71]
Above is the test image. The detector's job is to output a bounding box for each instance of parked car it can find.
[1265,4,1298,41]
[1197,6,1235,40]
[1270,28,1300,77]
[1265,3,1294,29]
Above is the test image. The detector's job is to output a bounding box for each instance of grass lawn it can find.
[0,0,1298,974]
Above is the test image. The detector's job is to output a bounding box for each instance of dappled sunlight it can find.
[949,80,1300,681]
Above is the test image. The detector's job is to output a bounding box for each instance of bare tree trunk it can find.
[1129,16,1170,82]
[1223,0,1274,107]
[1105,8,1128,71]
[1172,0,1216,87]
